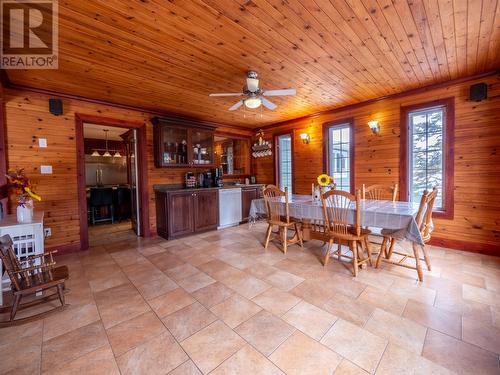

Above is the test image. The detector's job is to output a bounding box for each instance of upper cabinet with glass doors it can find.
[152,117,215,168]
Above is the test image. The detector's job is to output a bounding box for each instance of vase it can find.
[17,200,33,223]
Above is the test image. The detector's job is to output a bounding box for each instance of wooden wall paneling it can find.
[256,74,500,252]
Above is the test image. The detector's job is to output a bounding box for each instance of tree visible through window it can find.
[408,107,444,208]
[328,124,351,192]
[277,134,292,194]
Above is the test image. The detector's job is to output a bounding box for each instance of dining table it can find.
[249,194,425,246]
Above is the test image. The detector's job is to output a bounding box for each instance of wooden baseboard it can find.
[47,243,82,255]
[429,237,499,257]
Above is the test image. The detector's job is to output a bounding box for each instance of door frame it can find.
[75,114,150,250]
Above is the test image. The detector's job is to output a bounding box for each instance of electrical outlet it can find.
[44,228,52,237]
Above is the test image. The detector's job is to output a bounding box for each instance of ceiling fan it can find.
[209,71,296,111]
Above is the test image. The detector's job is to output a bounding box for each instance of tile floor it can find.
[1,222,499,374]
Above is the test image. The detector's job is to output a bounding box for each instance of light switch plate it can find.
[38,138,47,148]
[40,165,52,174]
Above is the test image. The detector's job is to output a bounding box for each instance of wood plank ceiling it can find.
[6,0,500,127]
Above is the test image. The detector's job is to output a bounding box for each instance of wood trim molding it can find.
[0,82,8,214]
[47,243,81,255]
[322,118,355,194]
[75,113,151,251]
[262,70,498,131]
[400,97,455,220]
[428,237,499,257]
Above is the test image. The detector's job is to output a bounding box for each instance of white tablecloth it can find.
[249,195,425,245]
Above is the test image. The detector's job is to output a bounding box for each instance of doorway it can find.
[75,114,149,250]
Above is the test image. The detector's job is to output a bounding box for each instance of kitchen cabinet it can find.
[241,186,263,222]
[152,116,215,168]
[155,189,218,240]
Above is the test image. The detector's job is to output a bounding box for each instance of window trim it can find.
[274,131,294,194]
[323,119,355,194]
[400,97,454,220]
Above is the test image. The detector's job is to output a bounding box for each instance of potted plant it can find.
[5,168,42,223]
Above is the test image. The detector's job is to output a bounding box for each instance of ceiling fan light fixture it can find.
[244,97,261,109]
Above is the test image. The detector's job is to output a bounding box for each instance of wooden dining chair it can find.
[262,185,303,254]
[375,188,437,281]
[321,189,371,277]
[362,183,399,201]
[0,235,69,325]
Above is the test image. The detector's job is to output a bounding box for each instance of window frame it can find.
[323,119,355,194]
[274,131,294,194]
[400,97,454,220]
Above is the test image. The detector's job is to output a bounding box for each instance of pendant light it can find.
[113,151,122,158]
[102,129,112,157]
[91,150,100,157]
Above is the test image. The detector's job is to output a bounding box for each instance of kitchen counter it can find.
[153,183,264,193]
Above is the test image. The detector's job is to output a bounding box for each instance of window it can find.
[324,121,353,192]
[401,98,454,219]
[275,133,292,194]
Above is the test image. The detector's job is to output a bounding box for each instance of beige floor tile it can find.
[165,263,201,281]
[163,301,218,341]
[116,331,188,375]
[210,294,262,328]
[0,319,43,346]
[357,286,408,315]
[110,249,146,267]
[403,299,462,339]
[333,359,369,375]
[148,287,195,317]
[323,292,375,327]
[364,308,427,354]
[252,287,301,316]
[0,331,42,374]
[283,300,337,340]
[462,316,500,354]
[42,302,100,341]
[321,319,387,373]
[106,311,166,356]
[235,310,295,356]
[265,269,305,291]
[42,345,120,375]
[42,321,109,373]
[270,331,342,375]
[389,283,436,305]
[177,271,216,293]
[147,251,185,271]
[441,268,486,288]
[134,273,179,300]
[211,345,285,375]
[191,282,234,308]
[168,360,202,375]
[463,284,500,307]
[246,263,278,279]
[377,343,454,375]
[182,252,214,267]
[94,283,150,328]
[422,329,499,375]
[228,274,272,299]
[491,306,500,328]
[181,320,246,374]
[291,278,337,308]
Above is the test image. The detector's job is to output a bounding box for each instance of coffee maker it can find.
[212,167,223,187]
[202,171,213,188]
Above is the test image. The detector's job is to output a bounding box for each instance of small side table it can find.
[0,212,44,305]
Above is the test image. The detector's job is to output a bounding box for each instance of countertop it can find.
[153,183,264,193]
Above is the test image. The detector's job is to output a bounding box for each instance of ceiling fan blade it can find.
[209,93,243,97]
[246,77,259,92]
[263,88,296,97]
[261,98,277,110]
[228,100,243,111]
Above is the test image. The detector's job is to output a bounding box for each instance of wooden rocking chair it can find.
[262,185,303,254]
[0,234,69,325]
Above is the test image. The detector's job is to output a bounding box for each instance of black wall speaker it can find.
[48,98,63,116]
[469,82,488,102]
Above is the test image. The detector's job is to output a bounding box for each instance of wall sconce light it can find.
[368,120,380,135]
[300,133,310,144]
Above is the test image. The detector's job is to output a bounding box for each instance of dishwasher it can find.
[218,188,242,229]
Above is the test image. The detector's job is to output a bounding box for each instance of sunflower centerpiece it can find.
[6,168,42,223]
[312,174,335,203]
